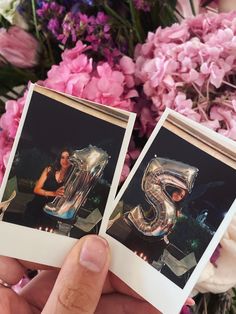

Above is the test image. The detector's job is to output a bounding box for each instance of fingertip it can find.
[79,235,110,272]
[185,297,195,306]
[43,235,110,313]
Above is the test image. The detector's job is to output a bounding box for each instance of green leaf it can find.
[0,15,11,28]
[0,64,37,99]
[128,0,145,42]
[0,98,6,115]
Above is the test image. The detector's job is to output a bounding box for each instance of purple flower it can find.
[48,18,60,37]
[133,0,152,12]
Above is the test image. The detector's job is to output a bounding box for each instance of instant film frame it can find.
[0,84,136,266]
[100,109,236,314]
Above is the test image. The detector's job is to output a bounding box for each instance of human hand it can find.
[54,186,64,197]
[0,235,194,313]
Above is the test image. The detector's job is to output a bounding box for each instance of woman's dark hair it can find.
[48,148,72,177]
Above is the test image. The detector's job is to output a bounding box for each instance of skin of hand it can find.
[53,187,64,197]
[0,235,194,314]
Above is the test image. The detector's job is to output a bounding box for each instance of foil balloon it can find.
[44,145,109,220]
[127,157,199,237]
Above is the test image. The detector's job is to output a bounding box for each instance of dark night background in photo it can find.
[107,127,236,288]
[11,92,125,182]
[3,91,126,237]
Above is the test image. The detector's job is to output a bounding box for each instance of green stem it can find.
[128,0,144,43]
[13,67,38,82]
[104,3,130,27]
[31,0,40,39]
[45,33,55,65]
[189,0,196,16]
[124,26,134,57]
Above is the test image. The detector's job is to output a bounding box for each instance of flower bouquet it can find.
[1,0,236,313]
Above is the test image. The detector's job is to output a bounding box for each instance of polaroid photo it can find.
[100,108,236,314]
[0,83,136,266]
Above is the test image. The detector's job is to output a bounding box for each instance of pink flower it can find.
[44,41,137,112]
[0,90,27,178]
[0,95,25,138]
[0,130,13,183]
[61,41,88,62]
[154,23,190,43]
[44,64,71,92]
[134,11,236,138]
[119,56,135,75]
[120,140,141,183]
[210,105,236,140]
[65,73,91,97]
[120,161,131,183]
[0,26,38,68]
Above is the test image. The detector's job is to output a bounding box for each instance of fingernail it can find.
[186,298,195,306]
[79,237,108,272]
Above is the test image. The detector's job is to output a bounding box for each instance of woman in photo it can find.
[23,149,72,229]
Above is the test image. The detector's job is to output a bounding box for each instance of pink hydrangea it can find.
[0,130,13,183]
[0,95,26,138]
[120,139,141,183]
[0,41,138,181]
[0,90,27,181]
[135,11,236,139]
[43,41,138,111]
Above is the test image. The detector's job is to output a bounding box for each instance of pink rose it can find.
[0,26,38,68]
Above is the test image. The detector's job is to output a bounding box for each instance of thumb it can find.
[42,235,110,314]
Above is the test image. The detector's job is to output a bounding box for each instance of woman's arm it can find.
[33,167,63,197]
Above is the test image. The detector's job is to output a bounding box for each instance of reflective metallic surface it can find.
[128,157,199,237]
[44,145,109,220]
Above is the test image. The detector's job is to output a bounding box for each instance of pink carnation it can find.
[0,26,38,68]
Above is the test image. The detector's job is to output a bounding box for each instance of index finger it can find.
[103,272,195,307]
[103,272,143,299]
[0,256,55,285]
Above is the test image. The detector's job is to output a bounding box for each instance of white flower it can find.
[0,0,27,29]
[195,214,236,294]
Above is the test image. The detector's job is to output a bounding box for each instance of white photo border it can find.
[99,108,236,314]
[0,83,136,267]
